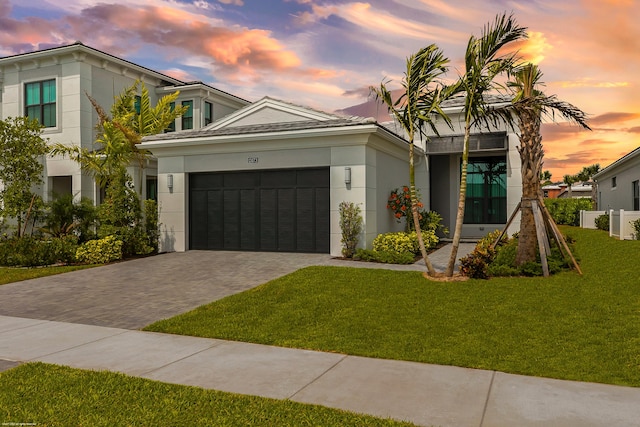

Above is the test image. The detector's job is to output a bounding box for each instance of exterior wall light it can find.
[344,167,351,185]
[167,174,173,190]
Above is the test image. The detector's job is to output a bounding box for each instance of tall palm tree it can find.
[445,13,528,276]
[508,63,590,265]
[371,44,451,276]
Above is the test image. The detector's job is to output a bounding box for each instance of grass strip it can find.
[146,227,640,387]
[0,265,93,286]
[0,363,415,427]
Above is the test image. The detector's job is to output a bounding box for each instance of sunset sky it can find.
[1,0,638,180]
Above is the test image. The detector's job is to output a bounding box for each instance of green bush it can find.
[76,235,123,264]
[353,249,416,264]
[544,198,594,226]
[339,201,363,258]
[373,231,438,255]
[631,218,640,240]
[0,235,79,267]
[144,199,160,252]
[595,214,609,231]
[39,194,97,242]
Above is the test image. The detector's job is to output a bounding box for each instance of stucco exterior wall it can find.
[595,154,640,211]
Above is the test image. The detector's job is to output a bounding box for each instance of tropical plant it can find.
[0,116,49,237]
[386,186,424,231]
[507,63,590,265]
[445,13,528,276]
[51,81,187,193]
[371,44,451,276]
[39,194,97,242]
[339,201,363,258]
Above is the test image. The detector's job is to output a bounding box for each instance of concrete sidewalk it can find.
[1,315,639,427]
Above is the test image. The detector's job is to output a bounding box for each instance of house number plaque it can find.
[248,157,259,164]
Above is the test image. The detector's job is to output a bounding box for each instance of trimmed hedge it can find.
[544,198,594,226]
[75,235,123,264]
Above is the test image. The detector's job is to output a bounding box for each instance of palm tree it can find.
[51,81,187,192]
[371,44,450,276]
[508,63,590,265]
[445,13,528,276]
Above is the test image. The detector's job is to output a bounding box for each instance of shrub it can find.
[76,235,123,264]
[339,201,363,258]
[39,194,97,242]
[373,231,420,254]
[459,230,507,279]
[144,199,160,252]
[631,218,640,240]
[544,198,594,226]
[419,210,449,236]
[353,249,416,264]
[0,235,79,267]
[387,186,423,231]
[97,171,151,257]
[595,214,609,231]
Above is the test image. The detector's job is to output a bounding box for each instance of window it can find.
[204,101,213,126]
[165,102,176,132]
[25,79,56,127]
[633,180,639,211]
[182,100,193,130]
[612,176,617,188]
[134,95,141,114]
[463,157,507,224]
[146,176,158,201]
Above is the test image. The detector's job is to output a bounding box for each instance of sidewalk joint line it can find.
[286,354,349,400]
[479,370,496,427]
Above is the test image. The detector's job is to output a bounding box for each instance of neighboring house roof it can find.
[593,146,640,180]
[440,94,512,110]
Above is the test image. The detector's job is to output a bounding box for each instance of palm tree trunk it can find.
[409,141,437,276]
[445,124,471,276]
[516,109,543,265]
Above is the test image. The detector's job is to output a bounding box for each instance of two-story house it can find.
[0,41,248,204]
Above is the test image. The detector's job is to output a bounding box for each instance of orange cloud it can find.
[589,112,640,126]
[508,31,551,64]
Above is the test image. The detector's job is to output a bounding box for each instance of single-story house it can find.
[142,96,523,256]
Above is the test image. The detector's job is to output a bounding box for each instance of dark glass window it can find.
[146,176,158,201]
[165,102,176,132]
[463,157,507,224]
[25,79,56,127]
[182,100,193,130]
[633,180,639,211]
[612,176,617,188]
[204,101,213,126]
[134,95,141,114]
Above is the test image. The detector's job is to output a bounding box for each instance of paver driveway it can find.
[0,251,330,329]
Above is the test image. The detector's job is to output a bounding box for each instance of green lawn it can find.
[0,265,93,285]
[146,227,640,387]
[0,363,414,427]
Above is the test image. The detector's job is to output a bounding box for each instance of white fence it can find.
[580,209,640,240]
[580,210,606,229]
[610,210,640,240]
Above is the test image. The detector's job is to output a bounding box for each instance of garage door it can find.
[189,168,330,253]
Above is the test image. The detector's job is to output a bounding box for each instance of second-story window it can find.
[25,79,56,127]
[165,102,176,132]
[182,100,193,130]
[204,101,213,126]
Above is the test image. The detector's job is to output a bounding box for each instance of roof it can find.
[440,94,512,109]
[143,117,379,142]
[593,146,640,180]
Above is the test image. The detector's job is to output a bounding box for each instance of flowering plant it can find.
[387,186,423,230]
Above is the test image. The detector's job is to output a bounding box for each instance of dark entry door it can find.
[190,168,329,253]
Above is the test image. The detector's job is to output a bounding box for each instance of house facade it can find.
[0,42,248,204]
[418,96,522,239]
[593,147,640,211]
[141,97,425,255]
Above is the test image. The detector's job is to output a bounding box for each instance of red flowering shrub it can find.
[387,186,423,231]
